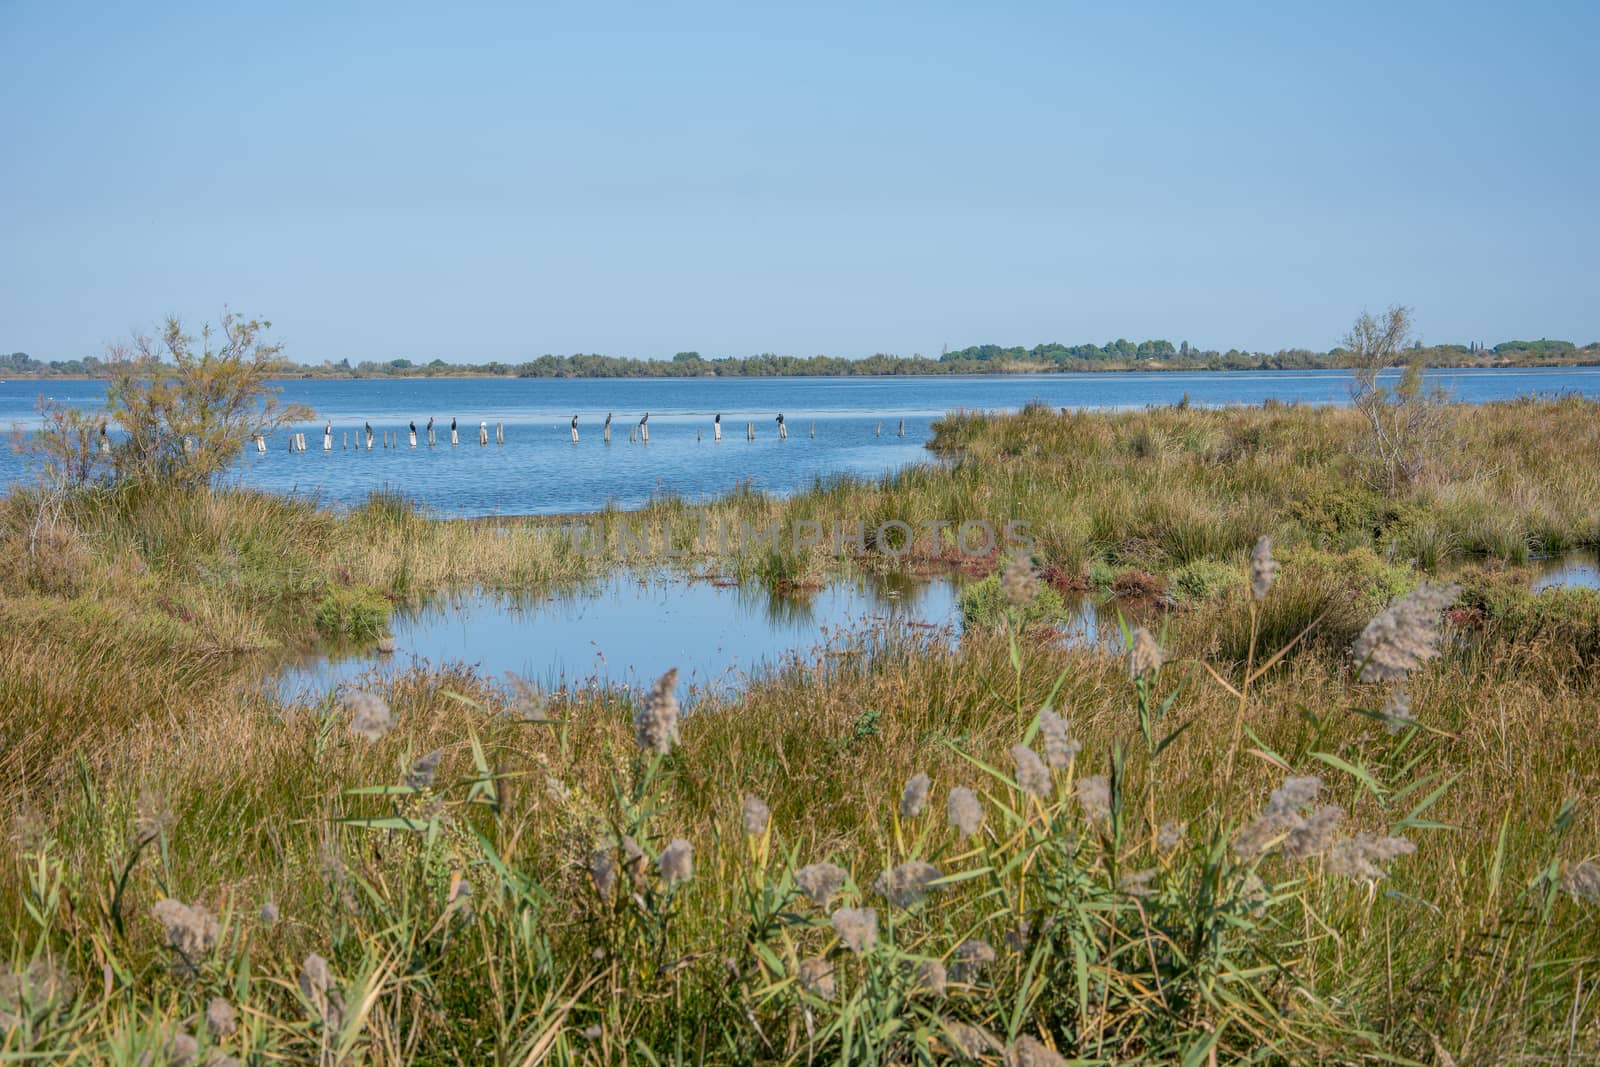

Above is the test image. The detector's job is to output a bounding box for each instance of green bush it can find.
[1169,559,1242,602]
[959,572,1069,629]
[313,585,392,641]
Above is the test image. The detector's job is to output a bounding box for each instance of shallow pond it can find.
[1530,550,1600,592]
[275,570,1107,702]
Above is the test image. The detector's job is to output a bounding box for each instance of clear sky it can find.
[2,1,1596,364]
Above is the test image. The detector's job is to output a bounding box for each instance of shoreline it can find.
[6,360,1600,384]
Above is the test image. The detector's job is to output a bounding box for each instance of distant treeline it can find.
[4,338,1595,379]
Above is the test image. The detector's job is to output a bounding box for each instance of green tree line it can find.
[3,336,1594,380]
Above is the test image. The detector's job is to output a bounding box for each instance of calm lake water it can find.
[275,570,1108,703]
[5,367,1599,517]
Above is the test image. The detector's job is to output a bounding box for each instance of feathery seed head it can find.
[345,690,393,742]
[1156,820,1187,852]
[830,907,878,954]
[795,862,847,908]
[1249,535,1279,601]
[205,996,237,1037]
[590,848,617,900]
[1036,709,1081,769]
[659,838,694,888]
[1560,859,1600,904]
[634,669,681,754]
[406,750,442,790]
[1383,683,1416,734]
[1126,626,1166,680]
[949,939,996,985]
[741,794,770,836]
[1351,582,1460,682]
[796,956,835,998]
[151,899,219,977]
[167,1032,199,1066]
[1326,832,1415,881]
[947,787,985,838]
[913,959,947,997]
[1002,552,1039,607]
[1011,743,1052,798]
[1006,1035,1068,1067]
[900,773,931,819]
[1077,775,1112,827]
[874,860,943,907]
[259,901,279,924]
[1119,868,1158,899]
[944,1022,999,1059]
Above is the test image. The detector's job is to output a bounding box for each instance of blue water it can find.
[275,570,978,704]
[5,368,1597,517]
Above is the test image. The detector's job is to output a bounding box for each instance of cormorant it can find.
[409,421,417,434]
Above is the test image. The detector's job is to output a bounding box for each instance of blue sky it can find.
[2,1,1595,363]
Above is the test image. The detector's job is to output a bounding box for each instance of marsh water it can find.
[275,569,1109,703]
[6,367,1600,518]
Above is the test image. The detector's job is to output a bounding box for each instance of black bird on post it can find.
[776,412,787,439]
[603,412,613,443]
[450,417,457,432]
[639,412,650,443]
[714,412,722,441]
[570,414,580,443]
[409,421,416,434]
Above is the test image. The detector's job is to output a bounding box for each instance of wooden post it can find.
[254,434,266,454]
[324,428,333,451]
[810,421,815,438]
[640,423,648,444]
[408,430,417,448]
[713,417,722,442]
[779,421,787,440]
[898,419,905,437]
[496,422,504,445]
[876,421,882,437]
[450,428,458,447]
[747,421,754,440]
[603,416,612,443]
[479,422,488,446]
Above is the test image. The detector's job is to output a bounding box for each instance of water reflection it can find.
[274,569,1108,704]
[1530,550,1600,592]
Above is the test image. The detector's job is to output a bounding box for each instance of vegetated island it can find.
[3,336,1595,379]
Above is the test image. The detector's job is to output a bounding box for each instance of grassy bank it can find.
[3,400,1600,1063]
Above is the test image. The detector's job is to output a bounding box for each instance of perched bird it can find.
[640,412,649,426]
[604,412,613,429]
[775,413,785,426]
[409,421,417,434]
[571,414,579,430]
[450,417,457,432]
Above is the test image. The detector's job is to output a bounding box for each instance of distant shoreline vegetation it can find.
[4,337,1595,379]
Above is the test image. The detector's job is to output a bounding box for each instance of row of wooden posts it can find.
[260,416,909,452]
